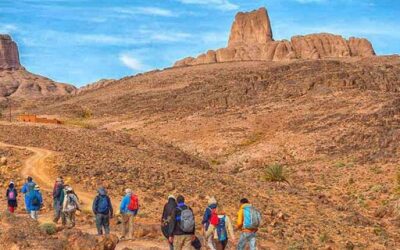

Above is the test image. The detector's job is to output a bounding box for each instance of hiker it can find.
[119,188,139,240]
[161,194,177,250]
[21,176,36,212]
[53,177,66,225]
[6,181,18,213]
[28,185,43,220]
[236,198,261,250]
[205,204,236,250]
[168,195,196,250]
[63,186,80,228]
[202,196,218,250]
[92,187,113,235]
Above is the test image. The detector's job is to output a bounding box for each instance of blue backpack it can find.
[216,216,227,241]
[243,206,261,229]
[31,192,40,206]
[97,196,110,214]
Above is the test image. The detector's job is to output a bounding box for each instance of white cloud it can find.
[139,28,191,42]
[112,7,175,17]
[119,54,146,71]
[0,24,19,34]
[177,0,238,11]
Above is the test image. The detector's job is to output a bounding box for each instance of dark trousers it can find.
[95,213,110,235]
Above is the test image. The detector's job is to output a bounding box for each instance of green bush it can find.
[39,222,57,235]
[263,163,289,184]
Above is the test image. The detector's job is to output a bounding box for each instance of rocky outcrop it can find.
[0,35,21,70]
[0,34,77,98]
[228,7,273,47]
[174,7,376,67]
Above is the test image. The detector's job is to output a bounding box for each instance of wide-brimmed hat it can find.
[66,186,73,192]
[34,185,40,190]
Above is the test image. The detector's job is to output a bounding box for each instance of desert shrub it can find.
[76,107,92,119]
[334,161,346,168]
[319,232,329,243]
[263,163,289,184]
[39,222,57,235]
[63,119,96,129]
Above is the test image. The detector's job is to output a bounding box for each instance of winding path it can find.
[0,142,95,211]
[0,142,168,249]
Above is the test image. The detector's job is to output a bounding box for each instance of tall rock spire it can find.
[0,35,22,70]
[228,7,273,47]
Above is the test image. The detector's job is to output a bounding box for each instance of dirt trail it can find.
[0,142,168,250]
[0,142,96,211]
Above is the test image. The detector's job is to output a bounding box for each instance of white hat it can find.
[208,196,217,205]
[34,185,40,190]
[66,186,73,192]
[168,194,176,200]
[125,188,132,194]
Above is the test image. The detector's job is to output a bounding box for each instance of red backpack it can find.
[127,194,139,211]
[209,208,220,226]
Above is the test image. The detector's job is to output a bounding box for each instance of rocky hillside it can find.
[0,34,76,99]
[10,54,398,248]
[174,7,375,67]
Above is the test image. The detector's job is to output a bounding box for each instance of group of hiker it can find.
[161,195,261,250]
[6,176,261,250]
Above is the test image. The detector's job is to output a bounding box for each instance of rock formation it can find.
[174,7,376,67]
[0,35,21,70]
[0,34,76,98]
[228,7,273,47]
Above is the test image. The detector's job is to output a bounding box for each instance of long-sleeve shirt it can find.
[202,204,217,230]
[205,214,236,241]
[92,194,113,216]
[119,194,138,215]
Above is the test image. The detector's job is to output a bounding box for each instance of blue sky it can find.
[0,0,399,87]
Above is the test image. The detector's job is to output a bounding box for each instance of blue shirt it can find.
[119,194,138,215]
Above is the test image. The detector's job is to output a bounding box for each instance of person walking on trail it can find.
[119,188,139,240]
[21,176,35,213]
[168,195,196,250]
[161,194,177,250]
[63,186,80,228]
[236,198,262,250]
[202,196,218,250]
[27,185,43,220]
[205,204,236,250]
[93,187,113,235]
[6,181,18,213]
[53,177,66,225]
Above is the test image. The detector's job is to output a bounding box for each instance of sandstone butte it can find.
[174,7,376,67]
[0,34,76,98]
[0,34,22,70]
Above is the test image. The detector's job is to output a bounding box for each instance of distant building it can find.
[18,114,62,124]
